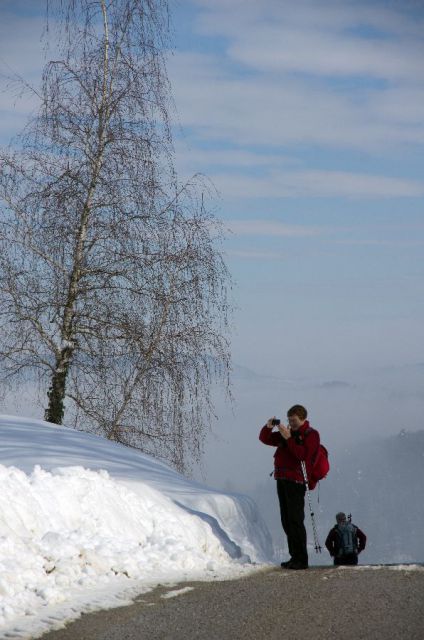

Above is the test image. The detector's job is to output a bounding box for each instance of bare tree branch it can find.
[0,0,231,473]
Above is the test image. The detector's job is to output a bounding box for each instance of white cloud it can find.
[229,29,424,81]
[208,169,424,200]
[0,14,45,79]
[193,0,424,80]
[280,170,424,198]
[335,238,424,247]
[368,87,424,124]
[168,0,424,165]
[227,249,286,260]
[168,53,424,153]
[0,11,45,141]
[228,219,320,237]
[174,142,299,174]
[194,0,424,48]
[226,219,424,250]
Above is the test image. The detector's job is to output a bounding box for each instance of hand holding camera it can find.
[267,416,280,429]
[266,417,291,439]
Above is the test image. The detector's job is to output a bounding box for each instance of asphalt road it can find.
[40,565,424,640]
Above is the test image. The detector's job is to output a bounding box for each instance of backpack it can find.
[336,523,357,556]
[304,428,330,490]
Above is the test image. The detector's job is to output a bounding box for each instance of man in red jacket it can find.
[259,404,320,570]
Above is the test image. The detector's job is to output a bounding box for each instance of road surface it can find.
[40,565,424,640]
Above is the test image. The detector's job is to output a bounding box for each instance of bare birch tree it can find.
[0,0,231,473]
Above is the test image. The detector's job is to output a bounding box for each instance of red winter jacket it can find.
[259,420,320,483]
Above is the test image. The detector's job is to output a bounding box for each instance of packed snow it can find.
[0,415,273,639]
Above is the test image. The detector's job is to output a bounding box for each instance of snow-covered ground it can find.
[0,415,273,639]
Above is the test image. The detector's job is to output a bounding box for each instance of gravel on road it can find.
[39,565,424,640]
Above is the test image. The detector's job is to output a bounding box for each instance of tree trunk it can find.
[44,0,110,425]
[45,345,73,424]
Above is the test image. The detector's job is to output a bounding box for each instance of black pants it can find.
[276,479,308,566]
[334,553,358,566]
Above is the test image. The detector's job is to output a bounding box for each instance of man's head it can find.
[287,404,307,430]
[336,512,347,524]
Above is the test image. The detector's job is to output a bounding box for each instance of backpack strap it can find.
[303,426,320,461]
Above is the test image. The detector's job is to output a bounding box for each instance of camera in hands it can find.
[272,418,281,426]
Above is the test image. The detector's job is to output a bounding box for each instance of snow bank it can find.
[0,415,273,638]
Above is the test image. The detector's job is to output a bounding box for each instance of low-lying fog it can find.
[200,363,424,565]
[3,361,423,565]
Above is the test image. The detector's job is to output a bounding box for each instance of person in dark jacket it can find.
[325,512,367,566]
[259,404,320,570]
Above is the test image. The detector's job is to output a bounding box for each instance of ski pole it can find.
[301,460,322,553]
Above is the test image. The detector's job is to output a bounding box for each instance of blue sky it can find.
[1,1,424,481]
[166,0,424,381]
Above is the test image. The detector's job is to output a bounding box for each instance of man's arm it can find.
[325,530,335,556]
[356,527,367,553]
[259,419,284,447]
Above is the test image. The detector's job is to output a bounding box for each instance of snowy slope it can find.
[0,415,273,639]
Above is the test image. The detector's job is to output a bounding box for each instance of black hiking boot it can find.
[280,559,293,568]
[287,561,308,570]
